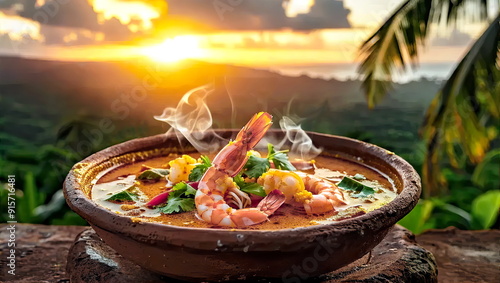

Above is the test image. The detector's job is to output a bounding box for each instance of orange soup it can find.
[91,153,397,230]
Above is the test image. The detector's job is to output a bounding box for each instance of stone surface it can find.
[66,228,174,283]
[319,225,437,282]
[0,224,86,283]
[65,225,437,282]
[2,224,498,282]
[417,227,500,283]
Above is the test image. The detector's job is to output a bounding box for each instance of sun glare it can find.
[141,35,205,63]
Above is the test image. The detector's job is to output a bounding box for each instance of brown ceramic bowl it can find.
[63,130,421,282]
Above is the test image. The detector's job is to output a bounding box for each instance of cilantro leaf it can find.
[267,144,296,171]
[188,155,212,182]
[243,155,271,178]
[270,152,296,171]
[106,186,138,202]
[183,183,197,197]
[240,183,266,197]
[169,182,197,198]
[158,197,195,214]
[138,168,169,181]
[241,144,295,178]
[337,177,375,198]
[158,182,197,214]
[234,175,267,197]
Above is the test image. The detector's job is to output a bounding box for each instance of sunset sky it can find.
[0,0,497,80]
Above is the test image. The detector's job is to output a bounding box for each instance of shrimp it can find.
[258,169,346,215]
[194,112,285,227]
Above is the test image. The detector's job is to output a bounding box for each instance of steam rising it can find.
[277,116,322,160]
[156,84,322,160]
[154,85,227,153]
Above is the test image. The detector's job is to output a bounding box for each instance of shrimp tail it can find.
[213,112,273,176]
[235,111,273,149]
[257,190,286,216]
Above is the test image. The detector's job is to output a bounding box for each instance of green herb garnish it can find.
[158,182,197,214]
[267,144,296,171]
[243,155,271,178]
[188,155,212,182]
[106,186,138,202]
[234,175,267,197]
[138,168,169,181]
[242,144,295,178]
[337,177,375,198]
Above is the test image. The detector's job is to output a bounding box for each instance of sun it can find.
[141,35,205,63]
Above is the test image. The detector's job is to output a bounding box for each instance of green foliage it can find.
[398,199,435,235]
[0,92,157,225]
[358,0,499,197]
[188,155,211,182]
[471,190,500,229]
[399,189,500,234]
[472,149,500,189]
[5,172,46,223]
[421,17,500,195]
[359,0,492,108]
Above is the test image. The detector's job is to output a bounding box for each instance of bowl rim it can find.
[63,130,421,244]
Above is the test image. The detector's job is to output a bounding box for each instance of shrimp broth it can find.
[91,153,398,230]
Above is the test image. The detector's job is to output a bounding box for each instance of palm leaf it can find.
[421,15,500,195]
[358,0,491,108]
[358,0,432,107]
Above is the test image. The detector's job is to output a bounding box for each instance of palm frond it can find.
[421,14,499,196]
[358,0,492,108]
[358,0,433,107]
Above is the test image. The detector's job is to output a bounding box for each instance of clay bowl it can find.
[63,130,421,282]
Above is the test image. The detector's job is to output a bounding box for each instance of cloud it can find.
[432,29,473,46]
[2,0,133,43]
[26,0,101,31]
[0,32,41,51]
[101,17,134,41]
[2,0,352,46]
[290,0,350,30]
[40,25,103,45]
[28,0,134,41]
[218,31,327,50]
[167,0,351,31]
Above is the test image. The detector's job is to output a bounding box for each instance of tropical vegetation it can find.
[358,0,500,233]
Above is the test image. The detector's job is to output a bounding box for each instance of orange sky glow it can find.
[0,0,494,79]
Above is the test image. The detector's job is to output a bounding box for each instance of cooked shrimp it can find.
[258,169,346,215]
[168,155,198,183]
[195,112,285,227]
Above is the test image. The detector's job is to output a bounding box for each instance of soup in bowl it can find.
[64,127,420,281]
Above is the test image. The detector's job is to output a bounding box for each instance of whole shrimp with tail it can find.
[195,112,285,227]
